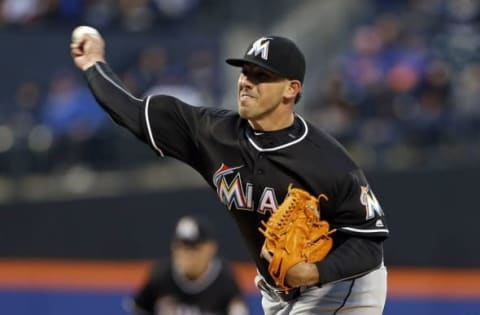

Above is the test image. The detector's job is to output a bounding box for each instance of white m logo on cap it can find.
[247,37,272,60]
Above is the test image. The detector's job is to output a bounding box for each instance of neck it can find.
[248,112,295,131]
[183,262,210,280]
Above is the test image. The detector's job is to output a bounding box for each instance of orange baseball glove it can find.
[259,184,335,290]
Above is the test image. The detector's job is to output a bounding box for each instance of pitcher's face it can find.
[237,64,290,121]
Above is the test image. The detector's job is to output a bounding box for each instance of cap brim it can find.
[225,58,287,78]
[174,238,207,245]
[225,58,247,67]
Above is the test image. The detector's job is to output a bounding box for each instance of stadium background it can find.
[0,0,479,314]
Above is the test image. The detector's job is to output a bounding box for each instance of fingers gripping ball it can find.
[71,25,100,44]
[259,184,336,289]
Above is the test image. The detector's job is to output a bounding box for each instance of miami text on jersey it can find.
[212,163,278,214]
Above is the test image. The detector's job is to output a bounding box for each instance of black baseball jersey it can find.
[86,62,389,287]
[133,258,242,315]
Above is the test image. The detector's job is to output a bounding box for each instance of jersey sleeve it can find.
[219,261,243,299]
[331,169,389,238]
[217,261,249,314]
[133,260,167,314]
[85,62,148,142]
[141,94,225,167]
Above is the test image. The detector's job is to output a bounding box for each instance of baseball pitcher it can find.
[71,30,389,315]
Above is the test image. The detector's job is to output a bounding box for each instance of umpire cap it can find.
[173,215,214,245]
[226,36,306,83]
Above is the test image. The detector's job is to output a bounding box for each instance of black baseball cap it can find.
[226,36,306,83]
[172,215,214,245]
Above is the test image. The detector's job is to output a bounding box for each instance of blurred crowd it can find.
[0,0,479,178]
[0,0,203,31]
[0,34,221,177]
[305,0,480,170]
[0,0,292,31]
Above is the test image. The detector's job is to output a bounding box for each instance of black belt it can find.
[258,279,301,302]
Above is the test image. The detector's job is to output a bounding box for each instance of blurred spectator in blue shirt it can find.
[40,68,108,170]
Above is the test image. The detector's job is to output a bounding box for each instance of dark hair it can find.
[295,92,302,104]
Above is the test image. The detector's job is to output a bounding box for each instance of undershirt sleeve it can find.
[315,235,383,285]
[84,62,147,142]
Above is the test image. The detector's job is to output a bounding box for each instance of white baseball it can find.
[71,25,100,43]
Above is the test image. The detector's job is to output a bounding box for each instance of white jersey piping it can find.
[172,258,222,294]
[340,227,389,234]
[95,63,164,155]
[94,63,143,102]
[246,114,309,152]
[144,95,165,157]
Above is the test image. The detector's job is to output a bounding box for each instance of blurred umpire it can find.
[128,215,250,315]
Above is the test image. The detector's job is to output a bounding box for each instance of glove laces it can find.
[259,184,326,242]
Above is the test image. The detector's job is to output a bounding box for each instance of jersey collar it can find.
[245,114,309,152]
[172,258,222,294]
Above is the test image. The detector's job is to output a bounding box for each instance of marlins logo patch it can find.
[212,163,244,187]
[247,37,273,60]
[360,185,384,220]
